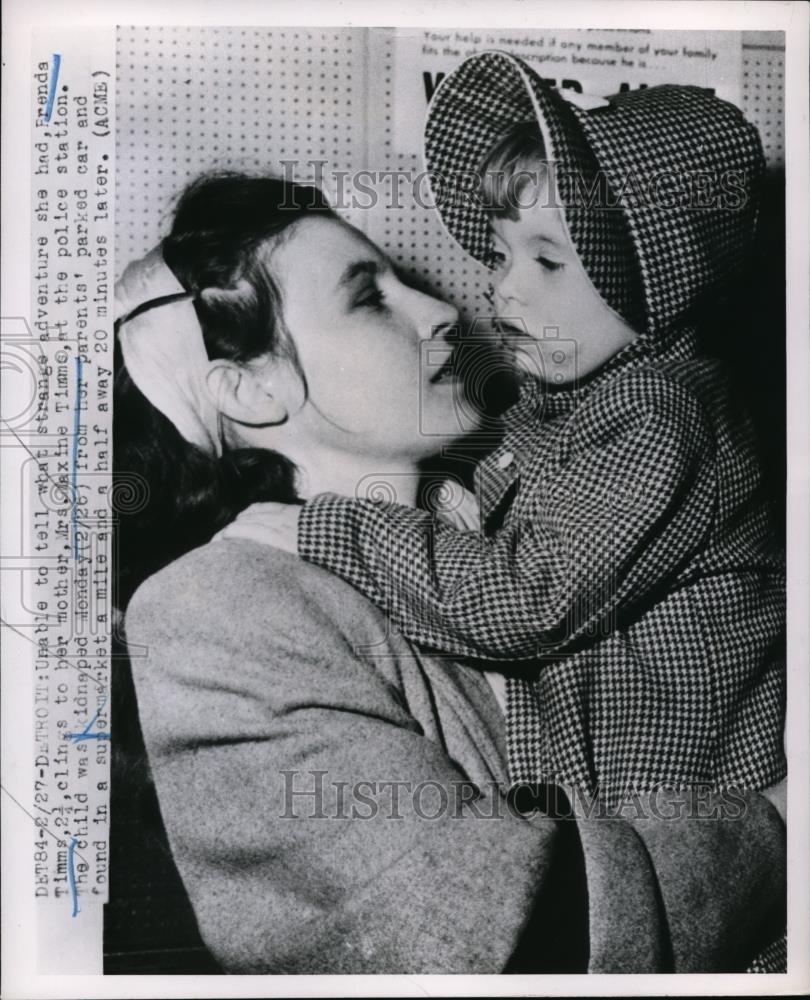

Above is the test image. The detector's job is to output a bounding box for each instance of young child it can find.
[269,53,787,808]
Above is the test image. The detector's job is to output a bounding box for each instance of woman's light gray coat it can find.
[125,539,785,973]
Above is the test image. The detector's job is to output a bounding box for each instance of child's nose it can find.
[494,276,518,310]
[494,269,525,310]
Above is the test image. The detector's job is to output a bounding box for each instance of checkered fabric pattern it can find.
[746,934,787,973]
[298,326,786,802]
[423,52,764,338]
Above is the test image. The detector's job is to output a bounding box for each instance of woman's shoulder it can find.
[129,537,296,610]
[125,536,382,647]
[122,535,443,765]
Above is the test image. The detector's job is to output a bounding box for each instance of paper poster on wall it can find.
[392,28,743,157]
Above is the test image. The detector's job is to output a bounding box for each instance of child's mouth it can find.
[494,319,534,349]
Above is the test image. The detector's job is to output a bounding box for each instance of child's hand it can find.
[214,502,302,555]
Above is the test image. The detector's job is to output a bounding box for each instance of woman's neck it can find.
[224,415,423,507]
[291,446,421,506]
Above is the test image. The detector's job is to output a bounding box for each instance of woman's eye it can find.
[355,288,385,310]
[536,256,563,272]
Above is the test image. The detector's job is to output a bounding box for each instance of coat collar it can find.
[474,324,699,522]
[515,322,699,422]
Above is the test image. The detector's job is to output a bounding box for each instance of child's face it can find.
[489,191,638,384]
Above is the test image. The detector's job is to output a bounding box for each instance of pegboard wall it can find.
[741,36,785,168]
[116,27,785,323]
[116,26,367,260]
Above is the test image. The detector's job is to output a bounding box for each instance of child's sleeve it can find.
[298,370,717,663]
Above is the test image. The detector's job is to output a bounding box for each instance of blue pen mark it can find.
[71,355,83,560]
[66,696,110,743]
[44,54,62,123]
[68,837,80,916]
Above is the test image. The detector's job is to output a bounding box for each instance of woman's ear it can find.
[205,359,289,426]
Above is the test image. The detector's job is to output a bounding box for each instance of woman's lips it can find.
[428,346,460,384]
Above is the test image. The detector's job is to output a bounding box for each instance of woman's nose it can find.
[414,290,460,341]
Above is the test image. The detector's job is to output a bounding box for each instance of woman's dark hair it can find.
[113,172,334,610]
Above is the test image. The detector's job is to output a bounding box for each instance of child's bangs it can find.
[477,120,548,220]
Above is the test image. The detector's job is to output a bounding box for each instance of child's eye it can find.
[536,256,563,272]
[490,250,507,268]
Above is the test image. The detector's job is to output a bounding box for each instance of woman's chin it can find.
[418,386,484,444]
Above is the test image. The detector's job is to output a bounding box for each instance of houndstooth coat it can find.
[298,53,786,804]
[298,327,786,801]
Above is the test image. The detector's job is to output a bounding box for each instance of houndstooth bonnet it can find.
[423,51,765,339]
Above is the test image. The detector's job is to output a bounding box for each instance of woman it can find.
[116,173,785,974]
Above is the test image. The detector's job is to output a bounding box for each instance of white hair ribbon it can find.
[115,245,223,457]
